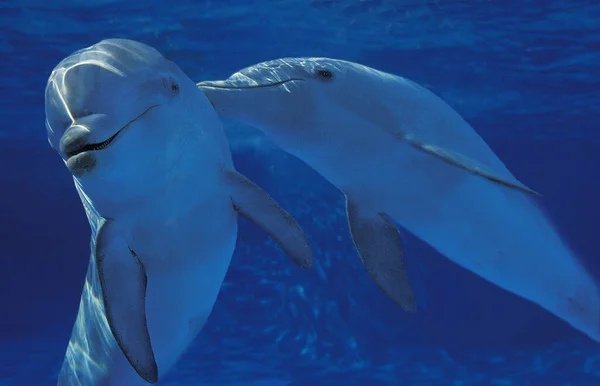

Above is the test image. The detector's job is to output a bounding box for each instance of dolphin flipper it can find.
[345,197,417,312]
[402,136,542,197]
[225,170,313,269]
[95,221,159,384]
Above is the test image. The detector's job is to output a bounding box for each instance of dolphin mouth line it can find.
[197,78,303,89]
[66,105,158,159]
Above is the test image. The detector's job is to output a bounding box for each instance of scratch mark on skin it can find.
[568,297,585,312]
[187,317,199,326]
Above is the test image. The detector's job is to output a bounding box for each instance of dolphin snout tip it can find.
[66,152,97,177]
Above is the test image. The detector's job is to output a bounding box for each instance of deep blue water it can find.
[2,0,600,384]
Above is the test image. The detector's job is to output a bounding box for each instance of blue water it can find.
[2,0,600,384]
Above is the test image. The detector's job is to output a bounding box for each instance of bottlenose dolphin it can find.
[45,41,313,385]
[197,58,600,341]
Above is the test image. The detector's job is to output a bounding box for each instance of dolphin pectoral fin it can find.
[225,170,313,269]
[95,221,159,384]
[345,197,417,312]
[403,137,542,197]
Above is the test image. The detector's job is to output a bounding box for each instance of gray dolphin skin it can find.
[45,41,313,385]
[198,58,600,341]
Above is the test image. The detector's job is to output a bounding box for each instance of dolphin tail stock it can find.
[224,169,314,269]
[555,248,600,343]
[344,195,417,312]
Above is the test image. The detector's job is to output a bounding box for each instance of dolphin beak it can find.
[61,124,93,159]
[62,105,159,160]
[197,80,236,89]
[197,77,302,90]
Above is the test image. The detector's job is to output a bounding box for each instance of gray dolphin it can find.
[197,57,600,341]
[45,41,313,385]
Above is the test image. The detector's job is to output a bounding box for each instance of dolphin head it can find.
[197,58,380,136]
[45,39,212,212]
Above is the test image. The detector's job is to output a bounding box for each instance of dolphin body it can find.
[45,41,313,385]
[198,58,600,341]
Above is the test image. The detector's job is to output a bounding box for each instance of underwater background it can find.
[1,0,600,384]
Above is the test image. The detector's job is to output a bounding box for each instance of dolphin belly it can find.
[376,146,600,341]
[144,222,237,375]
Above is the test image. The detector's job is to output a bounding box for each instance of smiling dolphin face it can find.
[45,39,205,209]
[197,58,340,130]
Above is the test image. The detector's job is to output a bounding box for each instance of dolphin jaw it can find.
[64,104,160,160]
[197,78,303,90]
[65,128,122,158]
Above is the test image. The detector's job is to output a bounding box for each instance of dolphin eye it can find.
[162,78,180,94]
[316,69,333,80]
